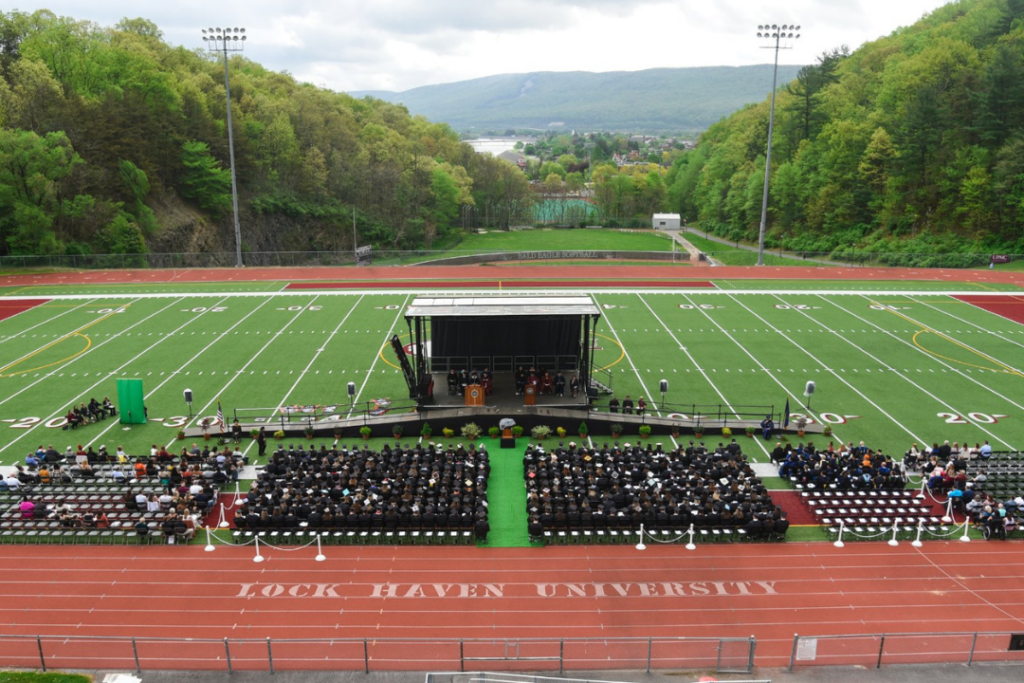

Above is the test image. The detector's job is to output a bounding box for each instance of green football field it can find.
[1,283,1023,468]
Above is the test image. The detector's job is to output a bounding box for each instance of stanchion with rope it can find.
[887,519,900,547]
[204,527,216,552]
[685,523,696,551]
[217,503,230,529]
[253,535,264,563]
[912,519,925,548]
[960,520,972,543]
[315,533,326,562]
[942,497,954,524]
[834,520,845,548]
[635,524,646,551]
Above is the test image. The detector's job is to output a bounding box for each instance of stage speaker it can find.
[183,388,193,405]
[1010,634,1024,651]
[659,379,669,393]
[347,382,356,397]
[804,381,816,396]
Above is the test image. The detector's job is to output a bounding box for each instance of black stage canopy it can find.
[399,296,601,403]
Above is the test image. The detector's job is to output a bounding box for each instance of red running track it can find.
[1,264,1024,288]
[2,541,1024,670]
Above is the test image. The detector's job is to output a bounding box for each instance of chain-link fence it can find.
[787,631,1024,670]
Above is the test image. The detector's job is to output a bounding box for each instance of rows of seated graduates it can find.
[774,440,906,490]
[525,440,787,538]
[233,441,490,533]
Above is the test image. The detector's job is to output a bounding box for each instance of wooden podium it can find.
[524,384,537,406]
[465,384,485,406]
[500,428,516,449]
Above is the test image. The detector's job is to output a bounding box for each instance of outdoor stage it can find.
[429,371,589,411]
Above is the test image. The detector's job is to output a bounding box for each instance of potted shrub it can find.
[488,426,500,439]
[461,422,482,440]
[250,428,260,440]
[638,424,652,439]
[722,426,733,438]
[556,426,567,438]
[671,424,680,438]
[274,429,285,440]
[823,424,833,437]
[745,426,757,438]
[359,426,372,440]
[531,425,552,440]
[420,422,432,439]
[610,423,623,438]
[304,424,315,439]
[694,422,704,439]
[177,429,186,441]
[442,427,455,439]
[578,422,589,438]
[392,424,404,439]
[512,425,524,438]
[795,416,808,437]
[333,428,343,440]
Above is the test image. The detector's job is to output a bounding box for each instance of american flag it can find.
[217,401,224,428]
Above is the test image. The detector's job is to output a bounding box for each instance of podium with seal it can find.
[465,384,485,406]
[524,384,537,406]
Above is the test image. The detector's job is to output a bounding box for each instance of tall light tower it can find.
[202,27,247,268]
[755,24,800,266]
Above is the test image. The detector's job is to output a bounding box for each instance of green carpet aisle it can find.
[480,438,531,547]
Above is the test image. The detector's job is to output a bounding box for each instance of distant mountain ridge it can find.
[349,66,804,132]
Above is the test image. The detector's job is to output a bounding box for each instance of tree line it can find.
[666,0,1024,264]
[0,11,535,257]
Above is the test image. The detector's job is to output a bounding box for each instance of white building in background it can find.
[652,213,680,230]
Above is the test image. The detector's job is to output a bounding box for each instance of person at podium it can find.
[515,366,526,395]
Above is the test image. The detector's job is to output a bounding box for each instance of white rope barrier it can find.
[832,517,972,547]
[636,523,697,549]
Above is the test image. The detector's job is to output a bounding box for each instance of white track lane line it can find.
[168,296,323,447]
[678,293,844,447]
[773,294,1015,450]
[87,295,276,449]
[0,297,206,458]
[636,293,770,458]
[723,294,927,444]
[822,295,1024,414]
[347,295,410,419]
[0,299,93,347]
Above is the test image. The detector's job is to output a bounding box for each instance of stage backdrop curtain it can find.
[432,316,580,359]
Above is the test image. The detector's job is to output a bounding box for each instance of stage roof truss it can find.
[406,296,601,318]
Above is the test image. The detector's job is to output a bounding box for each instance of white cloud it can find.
[9,0,953,91]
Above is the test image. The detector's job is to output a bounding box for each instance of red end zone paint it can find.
[0,299,50,322]
[285,280,715,290]
[954,295,1024,325]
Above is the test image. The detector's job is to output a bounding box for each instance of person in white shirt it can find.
[4,474,21,490]
[146,494,162,513]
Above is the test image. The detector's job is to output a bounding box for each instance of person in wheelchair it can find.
[983,504,1011,540]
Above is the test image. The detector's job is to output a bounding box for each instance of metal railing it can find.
[0,635,755,674]
[787,631,1024,670]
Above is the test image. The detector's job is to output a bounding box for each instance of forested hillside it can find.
[0,11,533,258]
[350,66,802,132]
[666,0,1024,264]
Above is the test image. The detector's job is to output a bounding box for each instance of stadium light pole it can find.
[755,24,800,266]
[202,27,247,268]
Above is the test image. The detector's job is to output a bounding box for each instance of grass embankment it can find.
[683,232,834,267]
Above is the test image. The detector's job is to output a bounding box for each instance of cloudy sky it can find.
[12,0,953,92]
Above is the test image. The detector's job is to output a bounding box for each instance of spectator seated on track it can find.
[523,440,781,536]
[238,441,490,535]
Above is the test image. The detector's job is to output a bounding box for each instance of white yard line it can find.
[239,295,365,457]
[723,294,928,445]
[0,299,93,347]
[347,295,411,419]
[595,299,676,446]
[635,293,769,458]
[0,297,202,459]
[910,295,1024,351]
[167,296,323,448]
[0,297,158,411]
[87,295,276,449]
[676,293,844,448]
[821,295,1024,414]
[773,294,1015,450]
